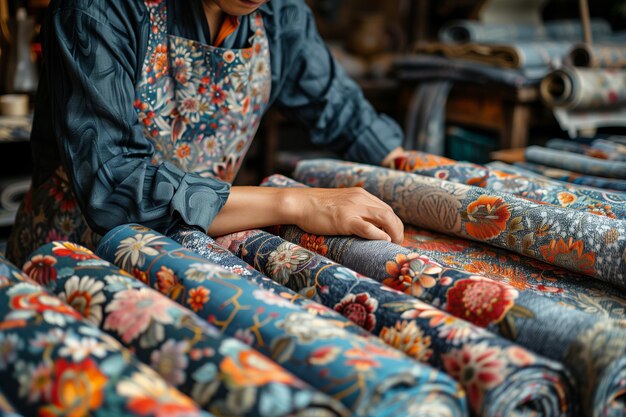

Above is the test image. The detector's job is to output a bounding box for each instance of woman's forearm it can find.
[206,186,294,236]
[206,186,404,243]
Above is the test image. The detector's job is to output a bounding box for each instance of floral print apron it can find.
[7,0,272,266]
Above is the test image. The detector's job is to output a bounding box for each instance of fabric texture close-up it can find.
[262,173,626,417]
[23,241,348,417]
[170,225,573,417]
[0,255,214,417]
[390,150,626,219]
[506,162,626,192]
[293,159,626,288]
[96,224,468,417]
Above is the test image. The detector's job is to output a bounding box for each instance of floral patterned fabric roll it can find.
[545,139,626,162]
[525,146,626,179]
[508,162,626,192]
[294,159,626,288]
[96,224,468,417]
[211,227,573,417]
[24,242,346,417]
[261,174,626,417]
[0,257,213,417]
[269,224,626,417]
[168,226,374,340]
[392,151,626,220]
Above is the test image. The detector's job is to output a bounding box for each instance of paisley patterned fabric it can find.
[0,256,213,417]
[391,150,626,219]
[96,224,468,417]
[24,242,346,417]
[505,162,626,192]
[525,146,626,179]
[293,159,626,288]
[206,228,573,417]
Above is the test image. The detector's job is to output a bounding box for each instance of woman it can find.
[7,0,405,266]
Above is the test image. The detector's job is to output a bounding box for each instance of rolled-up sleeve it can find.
[45,4,230,235]
[268,0,403,165]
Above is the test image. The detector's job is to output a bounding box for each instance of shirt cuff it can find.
[167,168,231,233]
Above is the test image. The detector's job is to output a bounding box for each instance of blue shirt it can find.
[31,0,403,234]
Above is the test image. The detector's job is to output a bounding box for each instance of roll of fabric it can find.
[0,256,213,417]
[394,55,545,87]
[568,43,626,68]
[544,138,626,162]
[294,159,626,287]
[414,41,571,69]
[540,68,626,109]
[96,224,467,417]
[208,228,573,417]
[439,19,613,44]
[506,161,626,192]
[392,150,626,219]
[24,242,347,417]
[168,226,375,340]
[545,138,613,159]
[0,177,30,212]
[261,174,626,417]
[264,222,625,417]
[525,145,626,179]
[592,138,626,157]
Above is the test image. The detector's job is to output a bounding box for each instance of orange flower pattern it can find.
[464,196,511,240]
[539,238,596,276]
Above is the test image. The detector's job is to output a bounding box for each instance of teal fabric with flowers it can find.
[96,224,468,417]
[23,242,347,417]
[0,256,213,417]
[170,225,573,417]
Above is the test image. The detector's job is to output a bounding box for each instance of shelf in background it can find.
[0,115,31,143]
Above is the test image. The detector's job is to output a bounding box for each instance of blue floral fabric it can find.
[545,139,626,162]
[261,173,626,417]
[391,151,626,220]
[525,146,626,179]
[96,224,468,417]
[200,227,572,417]
[23,242,346,417]
[508,162,626,192]
[0,256,213,417]
[294,159,626,288]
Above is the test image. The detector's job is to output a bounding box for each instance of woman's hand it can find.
[208,186,404,244]
[283,187,404,243]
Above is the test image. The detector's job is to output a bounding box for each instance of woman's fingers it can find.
[349,218,393,242]
[363,206,404,244]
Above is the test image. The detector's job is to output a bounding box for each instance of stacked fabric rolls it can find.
[5,149,626,416]
[284,156,626,417]
[518,137,626,191]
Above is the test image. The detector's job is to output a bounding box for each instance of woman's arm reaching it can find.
[208,186,404,243]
